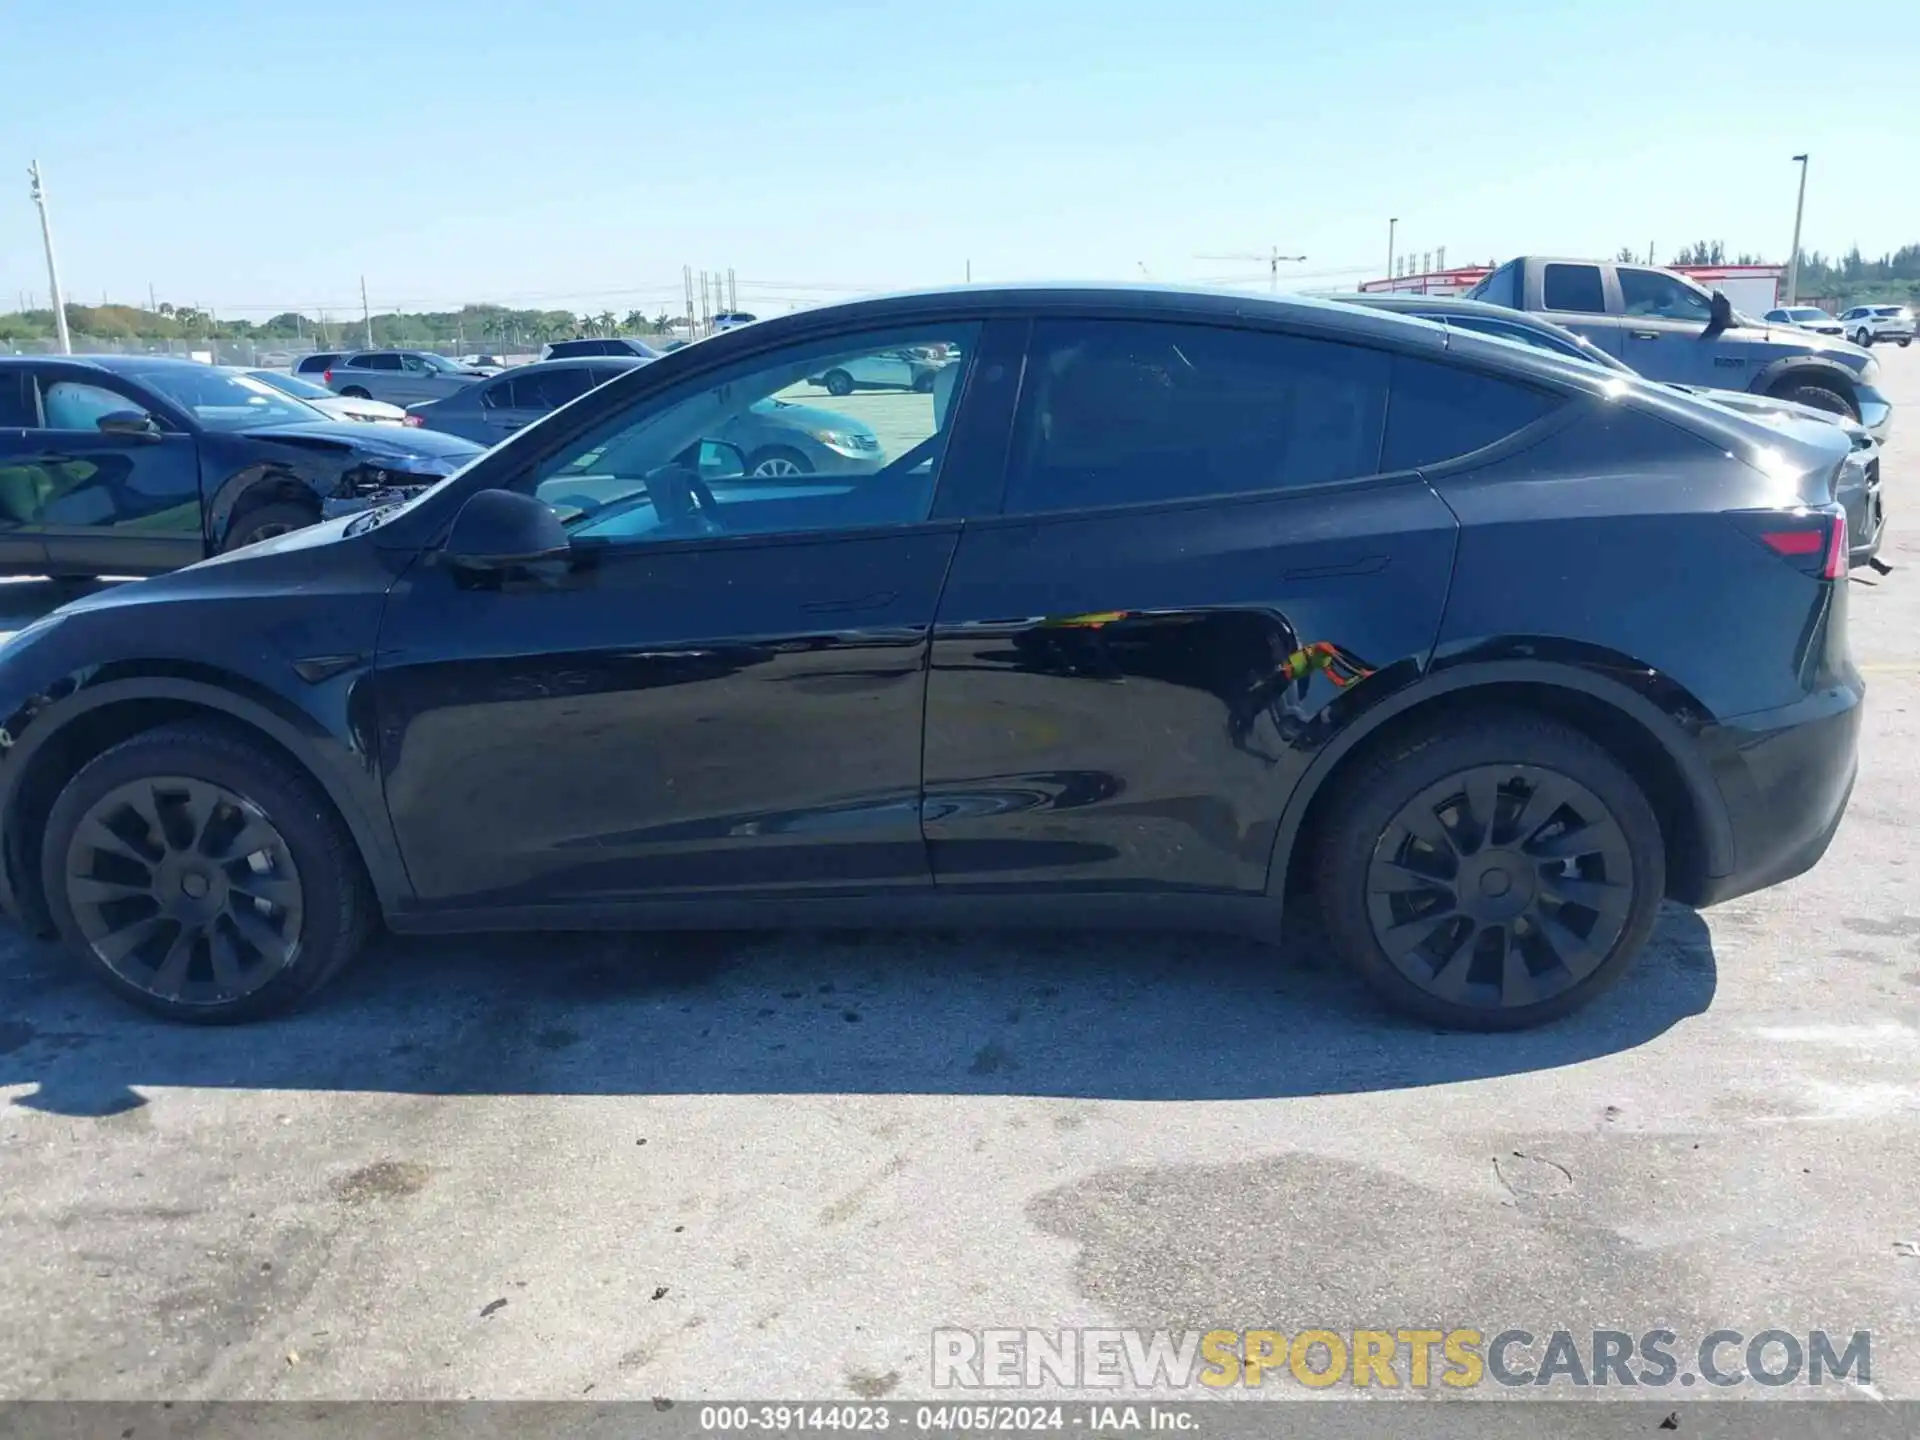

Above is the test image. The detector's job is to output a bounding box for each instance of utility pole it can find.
[682,265,695,335]
[27,160,72,354]
[148,281,157,314]
[360,275,374,347]
[1386,218,1399,293]
[726,267,736,313]
[965,259,972,283]
[1786,153,1810,304]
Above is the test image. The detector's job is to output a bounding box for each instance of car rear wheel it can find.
[1901,338,1912,348]
[1771,382,1856,420]
[42,721,374,1023]
[1313,714,1664,1030]
[823,369,855,397]
[746,446,813,479]
[223,501,319,552]
[340,385,373,399]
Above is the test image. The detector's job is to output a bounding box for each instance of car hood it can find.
[749,398,877,434]
[236,420,483,461]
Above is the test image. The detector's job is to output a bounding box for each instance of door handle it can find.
[803,591,897,614]
[1630,330,1659,340]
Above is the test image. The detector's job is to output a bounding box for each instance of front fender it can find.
[0,666,410,930]
[205,460,330,547]
[1262,648,1736,897]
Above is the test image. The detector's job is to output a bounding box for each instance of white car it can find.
[244,368,410,424]
[806,348,945,396]
[1762,305,1845,337]
[1838,304,1915,347]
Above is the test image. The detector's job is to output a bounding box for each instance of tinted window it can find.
[520,323,979,545]
[1469,261,1520,308]
[1542,264,1606,313]
[294,353,339,374]
[358,353,403,371]
[1004,319,1390,515]
[1618,268,1712,321]
[546,340,593,358]
[1445,315,1591,363]
[1382,357,1563,472]
[0,371,37,427]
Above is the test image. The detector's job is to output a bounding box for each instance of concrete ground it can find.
[3,349,1920,1404]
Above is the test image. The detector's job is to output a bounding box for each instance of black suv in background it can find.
[0,356,481,575]
[0,288,1860,1030]
[542,338,665,361]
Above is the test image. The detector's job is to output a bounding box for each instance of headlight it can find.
[389,454,463,477]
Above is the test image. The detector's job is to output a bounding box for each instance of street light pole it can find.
[1386,218,1399,291]
[27,160,72,354]
[1786,153,1810,305]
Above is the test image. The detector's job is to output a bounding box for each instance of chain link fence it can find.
[1,335,552,367]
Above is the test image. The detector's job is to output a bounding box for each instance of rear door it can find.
[1533,261,1630,357]
[1616,266,1729,386]
[921,316,1462,895]
[21,366,205,575]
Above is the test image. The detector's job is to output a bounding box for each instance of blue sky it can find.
[2,0,1914,318]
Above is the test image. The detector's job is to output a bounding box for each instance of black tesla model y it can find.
[0,286,1861,1028]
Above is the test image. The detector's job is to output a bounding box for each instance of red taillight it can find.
[402,414,422,426]
[1733,508,1847,580]
[322,369,333,383]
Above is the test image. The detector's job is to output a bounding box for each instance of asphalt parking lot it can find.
[4,351,1920,1405]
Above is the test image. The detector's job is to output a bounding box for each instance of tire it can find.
[1312,713,1664,1031]
[912,371,936,393]
[823,369,855,397]
[340,386,373,399]
[1901,338,1912,348]
[1770,382,1856,420]
[222,500,319,552]
[41,720,374,1023]
[745,445,814,479]
[1852,330,1872,347]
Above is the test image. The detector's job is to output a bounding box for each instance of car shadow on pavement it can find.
[0,904,1715,1115]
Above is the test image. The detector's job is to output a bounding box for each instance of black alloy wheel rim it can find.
[64,777,305,1006]
[1365,764,1634,1010]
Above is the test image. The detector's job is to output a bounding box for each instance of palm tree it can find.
[598,310,618,336]
[623,309,645,334]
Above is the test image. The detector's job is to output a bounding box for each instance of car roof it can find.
[502,357,646,375]
[0,353,220,376]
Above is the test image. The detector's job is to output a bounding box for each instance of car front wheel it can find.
[1853,330,1873,347]
[823,369,855,397]
[42,721,374,1023]
[223,501,319,552]
[1313,714,1664,1030]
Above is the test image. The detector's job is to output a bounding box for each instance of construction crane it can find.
[1194,246,1308,292]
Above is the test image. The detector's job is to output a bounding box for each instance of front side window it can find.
[1003,319,1391,516]
[514,368,594,411]
[1618,269,1713,322]
[360,353,402,371]
[39,380,138,431]
[518,323,979,545]
[1542,264,1606,313]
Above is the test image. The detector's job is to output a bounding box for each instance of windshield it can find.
[1786,308,1828,322]
[127,365,332,430]
[248,369,334,400]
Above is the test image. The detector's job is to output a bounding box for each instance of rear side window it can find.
[1542,264,1606,313]
[514,367,594,410]
[1003,319,1391,515]
[294,353,337,374]
[1382,357,1564,472]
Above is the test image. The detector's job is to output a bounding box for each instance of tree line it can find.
[0,301,686,348]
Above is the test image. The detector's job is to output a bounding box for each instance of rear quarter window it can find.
[1382,357,1564,472]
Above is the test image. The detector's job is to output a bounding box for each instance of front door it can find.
[372,317,994,914]
[1616,266,1730,387]
[22,368,205,576]
[0,369,51,572]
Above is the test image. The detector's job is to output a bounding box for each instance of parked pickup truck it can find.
[1467,256,1892,441]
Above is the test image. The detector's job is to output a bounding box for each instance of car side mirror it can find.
[696,439,745,480]
[441,488,572,572]
[1705,290,1733,338]
[97,410,161,439]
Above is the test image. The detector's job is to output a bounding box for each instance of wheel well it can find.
[4,698,353,935]
[1765,367,1857,408]
[1280,681,1709,903]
